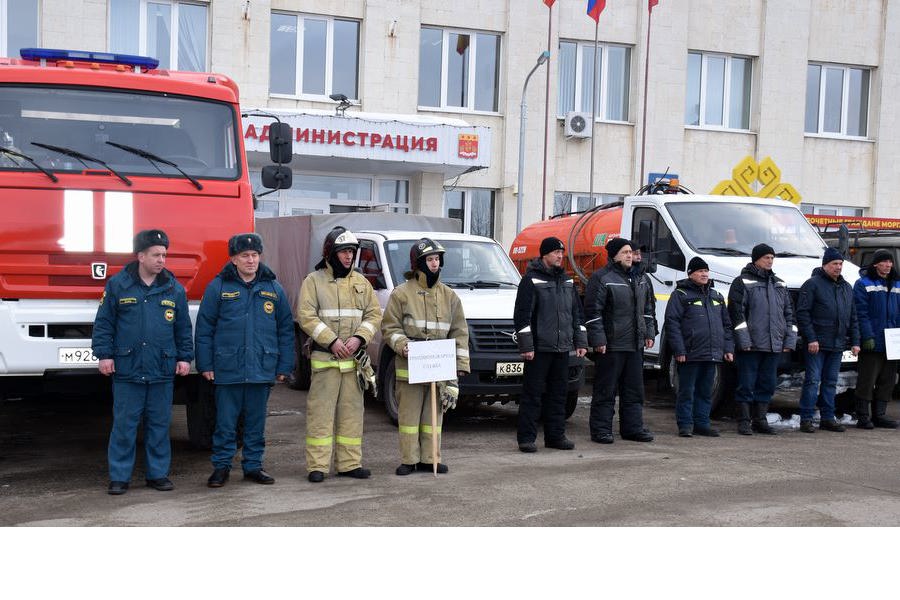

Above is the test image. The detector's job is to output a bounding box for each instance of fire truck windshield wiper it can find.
[696,246,748,256]
[0,147,59,182]
[106,141,202,190]
[30,141,132,187]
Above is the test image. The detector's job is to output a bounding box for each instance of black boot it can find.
[751,403,776,435]
[856,398,874,429]
[737,403,753,435]
[872,400,899,428]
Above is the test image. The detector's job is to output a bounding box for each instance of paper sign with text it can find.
[884,328,900,360]
[407,339,457,384]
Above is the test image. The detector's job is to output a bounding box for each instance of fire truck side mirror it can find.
[268,122,293,164]
[261,165,292,190]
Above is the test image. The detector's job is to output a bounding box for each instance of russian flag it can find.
[587,0,606,23]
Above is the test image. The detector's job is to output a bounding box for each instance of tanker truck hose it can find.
[567,205,602,285]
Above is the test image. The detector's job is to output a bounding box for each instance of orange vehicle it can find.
[0,48,287,446]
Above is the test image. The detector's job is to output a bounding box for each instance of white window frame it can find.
[553,192,623,216]
[251,170,408,217]
[269,12,360,102]
[443,188,496,237]
[806,62,871,140]
[108,0,209,71]
[685,51,753,131]
[418,26,502,115]
[0,0,39,57]
[801,204,864,218]
[558,41,631,123]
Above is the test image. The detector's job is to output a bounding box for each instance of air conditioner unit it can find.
[564,111,592,139]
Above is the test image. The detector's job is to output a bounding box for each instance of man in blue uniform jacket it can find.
[195,233,294,488]
[92,229,193,495]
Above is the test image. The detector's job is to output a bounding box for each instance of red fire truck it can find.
[0,48,289,446]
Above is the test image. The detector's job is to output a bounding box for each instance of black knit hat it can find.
[539,236,565,257]
[871,249,894,265]
[752,243,775,262]
[133,229,169,253]
[687,256,709,275]
[228,233,263,256]
[605,237,633,261]
[821,247,843,265]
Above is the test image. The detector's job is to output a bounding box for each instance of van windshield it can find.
[383,239,521,288]
[0,85,239,180]
[666,201,826,258]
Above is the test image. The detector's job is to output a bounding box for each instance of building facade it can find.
[5,0,898,248]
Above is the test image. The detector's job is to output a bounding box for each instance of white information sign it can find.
[884,328,900,360]
[407,339,457,384]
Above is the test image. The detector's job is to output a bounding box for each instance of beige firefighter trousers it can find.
[306,367,364,473]
[397,380,442,464]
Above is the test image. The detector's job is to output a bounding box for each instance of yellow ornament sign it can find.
[711,156,801,204]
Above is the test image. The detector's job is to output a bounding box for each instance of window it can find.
[0,0,38,57]
[805,63,869,137]
[553,192,623,217]
[357,240,387,290]
[800,204,864,218]
[419,27,500,112]
[632,208,684,271]
[109,0,208,71]
[444,189,495,237]
[270,13,360,99]
[249,173,407,217]
[557,41,630,121]
[685,52,752,130]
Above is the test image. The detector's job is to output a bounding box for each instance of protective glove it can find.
[438,379,459,413]
[353,348,377,397]
[862,338,876,352]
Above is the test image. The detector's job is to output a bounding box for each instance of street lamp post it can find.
[517,50,550,234]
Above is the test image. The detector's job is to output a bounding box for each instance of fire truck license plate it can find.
[841,350,858,363]
[58,348,99,364]
[495,362,524,376]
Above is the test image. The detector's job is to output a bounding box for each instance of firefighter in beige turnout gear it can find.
[297,227,382,483]
[382,238,469,476]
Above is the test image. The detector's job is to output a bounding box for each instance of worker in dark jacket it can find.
[796,248,860,433]
[585,237,657,444]
[852,249,900,429]
[513,237,588,453]
[664,257,734,437]
[727,243,798,435]
[92,229,193,495]
[195,233,295,487]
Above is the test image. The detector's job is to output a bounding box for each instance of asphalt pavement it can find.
[1,380,899,526]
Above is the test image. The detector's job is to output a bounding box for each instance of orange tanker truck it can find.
[509,184,859,412]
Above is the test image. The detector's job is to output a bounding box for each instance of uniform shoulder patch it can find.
[119,297,137,304]
[160,299,176,307]
[221,291,241,299]
[259,290,278,299]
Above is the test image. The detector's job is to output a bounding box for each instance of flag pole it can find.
[639,6,653,187]
[588,19,599,209]
[540,3,553,221]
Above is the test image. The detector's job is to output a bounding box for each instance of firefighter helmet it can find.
[409,238,445,271]
[322,226,359,258]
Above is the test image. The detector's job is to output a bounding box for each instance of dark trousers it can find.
[590,350,644,436]
[675,361,716,429]
[800,349,842,421]
[517,351,569,444]
[211,383,271,473]
[108,380,174,482]
[735,351,780,405]
[855,351,898,404]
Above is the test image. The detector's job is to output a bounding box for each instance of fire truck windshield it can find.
[0,85,239,180]
[667,201,826,258]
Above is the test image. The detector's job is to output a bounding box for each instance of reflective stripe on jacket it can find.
[513,258,587,353]
[382,271,470,380]
[297,264,382,370]
[584,261,655,351]
[853,265,900,351]
[664,278,734,362]
[727,263,798,352]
